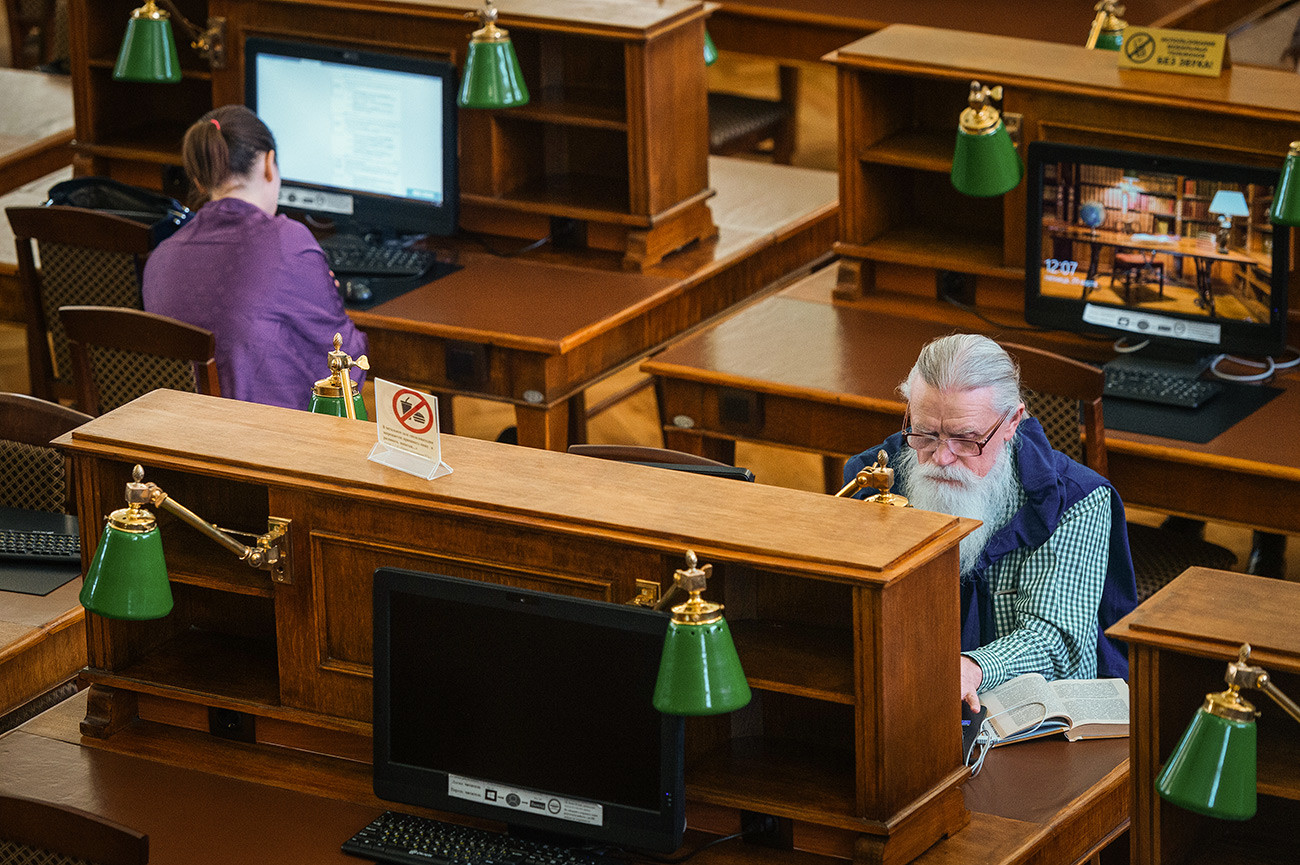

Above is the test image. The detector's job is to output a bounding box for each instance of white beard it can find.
[895,440,1020,577]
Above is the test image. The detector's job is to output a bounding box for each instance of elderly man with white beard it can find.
[843,334,1137,713]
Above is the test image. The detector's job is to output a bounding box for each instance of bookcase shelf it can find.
[1110,568,1300,864]
[827,25,1300,308]
[63,390,978,865]
[67,0,715,268]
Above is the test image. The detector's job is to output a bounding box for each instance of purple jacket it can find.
[142,198,367,411]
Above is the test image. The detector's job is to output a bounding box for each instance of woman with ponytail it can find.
[142,105,367,410]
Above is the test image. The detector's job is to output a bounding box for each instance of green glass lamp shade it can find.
[704,29,718,66]
[113,8,182,83]
[952,120,1022,197]
[80,508,173,620]
[653,618,751,716]
[1156,700,1258,820]
[458,32,529,109]
[1092,30,1124,51]
[1271,143,1300,227]
[309,390,368,420]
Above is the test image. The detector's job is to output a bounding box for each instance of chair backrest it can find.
[6,206,154,405]
[0,392,91,512]
[0,793,148,865]
[1000,341,1107,475]
[58,305,220,416]
[566,444,731,467]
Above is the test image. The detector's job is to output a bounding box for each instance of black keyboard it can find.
[325,244,437,278]
[342,812,604,865]
[0,528,81,565]
[1103,367,1223,409]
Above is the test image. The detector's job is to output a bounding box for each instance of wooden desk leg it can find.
[515,401,572,451]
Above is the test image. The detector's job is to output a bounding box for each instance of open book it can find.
[980,673,1129,745]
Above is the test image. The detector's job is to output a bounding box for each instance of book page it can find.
[1052,677,1129,728]
[981,673,1070,739]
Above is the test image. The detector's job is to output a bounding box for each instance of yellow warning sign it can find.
[1116,27,1229,77]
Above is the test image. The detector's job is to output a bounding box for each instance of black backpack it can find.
[45,176,192,248]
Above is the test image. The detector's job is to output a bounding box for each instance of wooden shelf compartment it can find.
[859,130,954,172]
[686,733,859,828]
[87,585,281,708]
[730,620,854,704]
[836,226,1021,280]
[462,171,633,223]
[85,56,213,81]
[507,30,628,122]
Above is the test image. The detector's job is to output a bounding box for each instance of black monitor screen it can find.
[1025,141,1289,359]
[245,38,458,238]
[372,568,685,854]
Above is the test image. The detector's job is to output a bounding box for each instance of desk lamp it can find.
[80,465,290,620]
[310,334,370,420]
[951,81,1022,198]
[458,0,530,108]
[113,0,225,83]
[652,551,751,716]
[1117,176,1144,235]
[1270,142,1300,227]
[1156,643,1300,820]
[1086,0,1126,51]
[1208,190,1249,253]
[835,450,909,506]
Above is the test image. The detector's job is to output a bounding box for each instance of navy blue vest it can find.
[844,418,1135,680]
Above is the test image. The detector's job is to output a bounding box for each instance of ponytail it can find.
[181,105,277,206]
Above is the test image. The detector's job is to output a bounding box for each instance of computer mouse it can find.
[343,278,373,303]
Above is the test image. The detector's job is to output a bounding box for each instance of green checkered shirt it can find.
[964,483,1111,692]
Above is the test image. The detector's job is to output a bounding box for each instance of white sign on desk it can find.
[369,378,453,480]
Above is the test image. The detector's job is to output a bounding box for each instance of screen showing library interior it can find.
[244,38,458,238]
[371,568,686,854]
[1025,141,1289,359]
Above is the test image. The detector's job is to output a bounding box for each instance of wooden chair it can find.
[0,392,91,513]
[4,0,59,68]
[0,793,148,865]
[567,443,732,466]
[6,206,154,406]
[58,305,220,416]
[1001,342,1236,602]
[1110,249,1164,301]
[707,65,799,165]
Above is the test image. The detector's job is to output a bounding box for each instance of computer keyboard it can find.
[325,244,438,278]
[342,811,605,865]
[1103,366,1224,409]
[0,528,81,565]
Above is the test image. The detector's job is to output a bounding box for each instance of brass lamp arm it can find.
[149,0,225,66]
[138,481,284,571]
[1228,644,1300,725]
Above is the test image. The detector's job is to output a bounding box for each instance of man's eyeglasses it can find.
[901,406,1013,458]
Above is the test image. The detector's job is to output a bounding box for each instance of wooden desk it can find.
[642,267,1300,535]
[705,0,1256,63]
[0,578,84,721]
[0,69,73,198]
[0,692,1129,865]
[352,157,837,451]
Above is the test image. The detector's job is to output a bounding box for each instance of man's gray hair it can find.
[900,334,1022,413]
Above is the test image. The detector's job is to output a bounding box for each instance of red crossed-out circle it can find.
[391,389,435,434]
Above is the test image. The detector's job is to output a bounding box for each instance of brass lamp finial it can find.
[312,333,369,420]
[1086,0,1127,50]
[835,450,909,506]
[959,82,1004,136]
[466,0,510,43]
[668,550,723,625]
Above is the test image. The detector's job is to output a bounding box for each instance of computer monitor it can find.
[244,38,458,239]
[1025,141,1290,361]
[372,567,686,854]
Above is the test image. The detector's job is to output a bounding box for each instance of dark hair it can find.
[181,105,277,206]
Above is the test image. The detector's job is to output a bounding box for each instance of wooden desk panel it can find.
[350,157,838,451]
[706,0,1253,63]
[643,268,1300,534]
[0,580,85,719]
[0,69,73,198]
